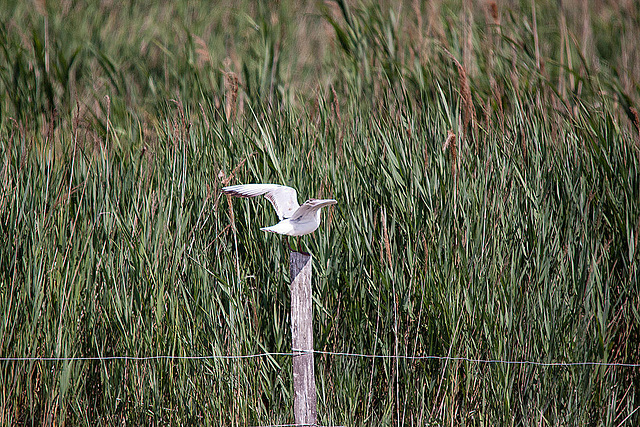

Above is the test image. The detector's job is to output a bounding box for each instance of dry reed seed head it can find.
[412,0,423,45]
[630,106,640,133]
[225,72,239,122]
[170,97,190,140]
[327,200,334,235]
[199,102,210,132]
[446,50,475,136]
[423,136,429,167]
[443,130,457,178]
[489,1,499,25]
[331,85,341,124]
[34,0,47,16]
[310,92,319,124]
[193,35,211,68]
[227,195,235,227]
[381,207,392,267]
[443,130,456,152]
[45,107,57,143]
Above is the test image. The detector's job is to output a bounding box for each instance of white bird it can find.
[222,184,337,251]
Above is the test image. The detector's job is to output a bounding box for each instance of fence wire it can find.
[1,349,638,368]
[2,349,635,427]
[0,352,295,362]
[302,349,640,368]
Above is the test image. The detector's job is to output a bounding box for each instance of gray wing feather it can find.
[289,199,336,222]
[289,202,315,222]
[222,184,299,220]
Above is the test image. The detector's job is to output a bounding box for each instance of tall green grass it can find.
[1,0,639,425]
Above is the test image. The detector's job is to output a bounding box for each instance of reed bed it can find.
[1,0,638,425]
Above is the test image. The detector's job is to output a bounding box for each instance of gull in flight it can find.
[222,184,337,251]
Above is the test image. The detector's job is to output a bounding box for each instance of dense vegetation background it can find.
[1,0,639,425]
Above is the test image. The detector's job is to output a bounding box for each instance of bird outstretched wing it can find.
[222,184,299,220]
[289,199,338,222]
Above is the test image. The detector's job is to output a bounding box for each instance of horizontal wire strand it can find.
[0,352,296,362]
[301,349,640,368]
[0,350,638,368]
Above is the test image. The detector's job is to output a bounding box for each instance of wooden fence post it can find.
[290,251,317,425]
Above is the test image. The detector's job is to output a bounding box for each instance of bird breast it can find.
[287,210,321,236]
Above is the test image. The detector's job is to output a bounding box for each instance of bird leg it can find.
[284,236,292,252]
[297,236,311,256]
